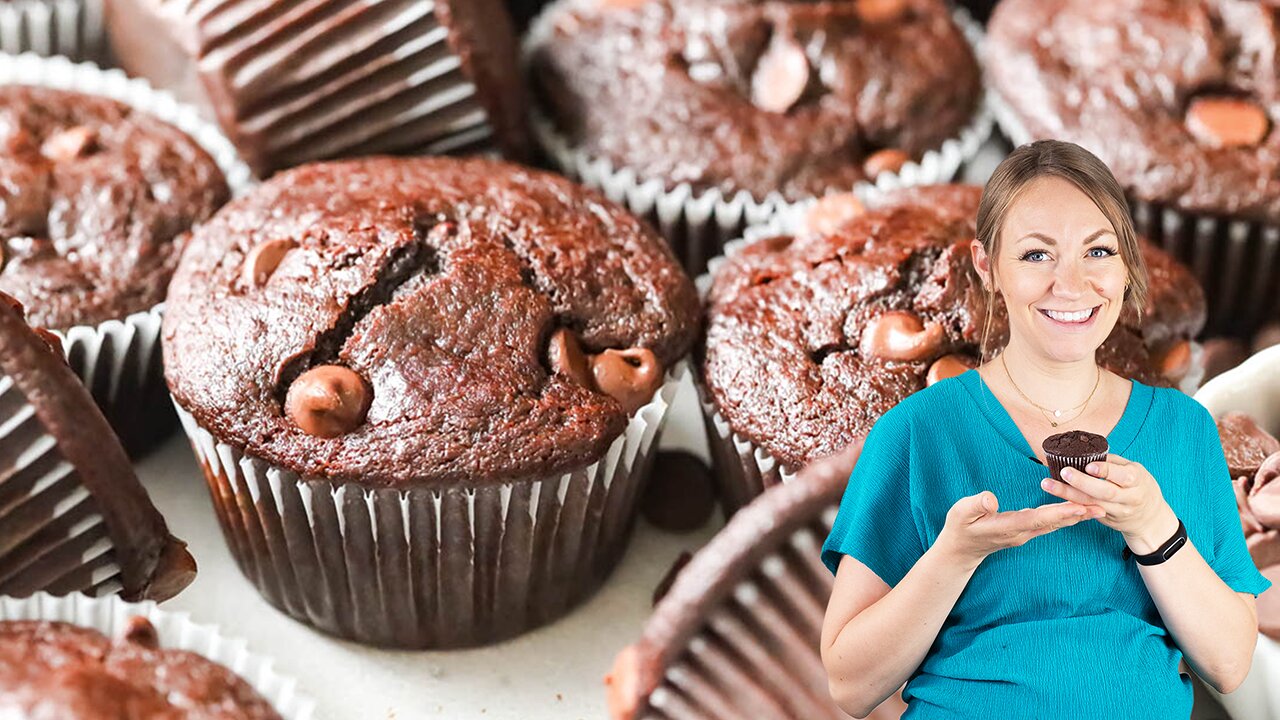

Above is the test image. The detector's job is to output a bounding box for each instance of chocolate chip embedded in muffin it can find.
[641,450,716,532]
[0,620,282,719]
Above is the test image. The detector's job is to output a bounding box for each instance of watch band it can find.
[1128,518,1188,566]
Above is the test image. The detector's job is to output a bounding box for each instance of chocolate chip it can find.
[547,327,592,387]
[40,126,97,162]
[285,365,372,438]
[859,310,945,362]
[590,347,664,414]
[926,354,973,385]
[857,0,907,23]
[751,33,809,114]
[652,550,693,605]
[805,193,865,236]
[121,616,160,649]
[863,148,910,178]
[1200,337,1248,383]
[241,238,297,288]
[1185,97,1270,148]
[1154,338,1191,382]
[642,450,716,532]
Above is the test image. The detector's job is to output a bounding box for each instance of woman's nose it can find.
[1053,260,1089,297]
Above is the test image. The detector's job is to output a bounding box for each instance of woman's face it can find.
[972,176,1129,364]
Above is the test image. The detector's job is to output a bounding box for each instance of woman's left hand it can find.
[1040,453,1175,544]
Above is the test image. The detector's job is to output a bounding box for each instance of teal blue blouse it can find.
[821,368,1270,720]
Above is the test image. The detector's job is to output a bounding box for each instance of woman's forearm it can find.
[821,539,981,718]
[1131,507,1258,693]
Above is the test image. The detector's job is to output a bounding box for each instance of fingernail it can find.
[1086,463,1097,473]
[1041,479,1052,489]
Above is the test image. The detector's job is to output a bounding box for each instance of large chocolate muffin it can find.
[163,156,699,647]
[700,185,1205,478]
[1043,429,1109,484]
[528,0,982,201]
[0,292,193,600]
[0,619,280,718]
[104,0,529,176]
[0,85,228,330]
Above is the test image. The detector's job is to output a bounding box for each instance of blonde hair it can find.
[974,140,1148,359]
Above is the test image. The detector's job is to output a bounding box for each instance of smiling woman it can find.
[820,140,1269,720]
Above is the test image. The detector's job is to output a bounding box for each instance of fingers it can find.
[1041,477,1107,514]
[986,502,1092,542]
[959,491,997,522]
[1060,466,1121,499]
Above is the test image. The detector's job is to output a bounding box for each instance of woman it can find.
[819,140,1270,719]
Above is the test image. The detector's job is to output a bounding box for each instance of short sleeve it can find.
[1196,406,1273,597]
[821,406,924,587]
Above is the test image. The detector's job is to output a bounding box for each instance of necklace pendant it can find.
[1053,409,1062,417]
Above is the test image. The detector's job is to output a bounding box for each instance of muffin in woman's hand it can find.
[699,184,1206,512]
[0,71,241,456]
[527,0,991,271]
[163,156,699,648]
[0,618,281,718]
[1042,430,1108,484]
[0,292,193,601]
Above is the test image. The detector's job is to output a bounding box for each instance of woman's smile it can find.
[1037,304,1101,330]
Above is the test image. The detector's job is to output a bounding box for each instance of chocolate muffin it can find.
[104,0,529,176]
[699,185,1206,511]
[0,292,193,600]
[606,439,909,720]
[0,83,230,455]
[527,0,989,271]
[1217,411,1280,481]
[164,156,699,647]
[987,0,1280,338]
[0,619,281,718]
[1042,429,1108,484]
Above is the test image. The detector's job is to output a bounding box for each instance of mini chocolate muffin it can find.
[1217,410,1280,481]
[0,619,280,718]
[699,185,1206,511]
[527,0,989,270]
[0,83,230,455]
[1042,429,1108,484]
[0,292,194,601]
[164,156,699,647]
[105,0,529,176]
[987,0,1280,338]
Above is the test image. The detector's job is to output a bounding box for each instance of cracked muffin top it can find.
[987,0,1280,223]
[699,185,1205,469]
[0,85,229,329]
[0,619,281,719]
[528,0,981,201]
[163,156,699,487]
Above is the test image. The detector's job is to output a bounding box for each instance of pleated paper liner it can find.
[0,0,103,61]
[1194,345,1280,720]
[0,53,253,456]
[0,592,315,720]
[605,447,908,720]
[990,88,1280,341]
[696,203,1208,516]
[174,362,687,649]
[526,4,995,275]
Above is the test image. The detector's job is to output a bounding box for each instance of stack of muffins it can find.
[3,0,1280,718]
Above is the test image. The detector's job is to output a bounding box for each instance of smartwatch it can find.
[1126,518,1188,566]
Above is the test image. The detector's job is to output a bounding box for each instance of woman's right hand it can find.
[938,491,1104,568]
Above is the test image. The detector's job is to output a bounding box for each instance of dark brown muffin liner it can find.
[1193,345,1280,718]
[173,362,687,649]
[0,593,315,719]
[991,88,1280,340]
[3,53,253,456]
[526,5,994,274]
[1044,450,1109,485]
[604,446,909,720]
[0,0,103,61]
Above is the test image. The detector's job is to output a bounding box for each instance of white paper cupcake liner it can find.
[0,374,124,598]
[696,208,1207,515]
[991,88,1280,340]
[0,0,103,61]
[1194,344,1280,720]
[526,6,994,274]
[174,361,687,649]
[0,52,254,455]
[0,592,314,719]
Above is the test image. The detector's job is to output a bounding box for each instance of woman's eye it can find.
[1020,250,1048,262]
[1089,246,1119,258]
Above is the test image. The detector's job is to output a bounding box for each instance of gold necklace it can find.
[999,353,1101,428]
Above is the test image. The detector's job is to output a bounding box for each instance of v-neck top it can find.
[821,369,1270,720]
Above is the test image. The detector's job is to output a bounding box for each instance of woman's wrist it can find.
[1123,505,1181,556]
